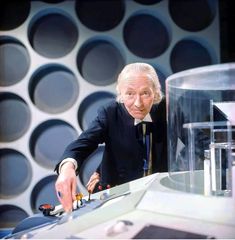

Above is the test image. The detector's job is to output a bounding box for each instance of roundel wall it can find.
[0,0,219,228]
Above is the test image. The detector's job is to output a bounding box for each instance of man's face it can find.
[119,73,155,120]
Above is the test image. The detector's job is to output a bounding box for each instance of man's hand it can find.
[86,172,100,193]
[55,162,77,212]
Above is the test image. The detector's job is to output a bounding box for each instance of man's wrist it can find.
[58,158,78,174]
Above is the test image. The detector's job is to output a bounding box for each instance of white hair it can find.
[116,62,163,103]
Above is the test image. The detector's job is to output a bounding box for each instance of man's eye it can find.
[143,91,150,95]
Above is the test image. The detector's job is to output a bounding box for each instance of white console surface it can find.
[6,173,235,239]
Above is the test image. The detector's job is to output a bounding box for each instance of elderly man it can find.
[55,62,167,212]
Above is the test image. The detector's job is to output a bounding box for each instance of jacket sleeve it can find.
[54,105,108,174]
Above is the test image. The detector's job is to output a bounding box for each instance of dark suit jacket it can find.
[55,98,167,187]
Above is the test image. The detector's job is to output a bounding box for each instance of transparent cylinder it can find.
[165,63,235,195]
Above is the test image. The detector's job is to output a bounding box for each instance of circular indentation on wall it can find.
[169,0,216,31]
[77,40,125,86]
[0,93,31,142]
[134,0,162,5]
[78,92,116,130]
[0,1,30,31]
[80,146,104,186]
[124,13,170,58]
[28,13,78,58]
[0,205,28,228]
[0,149,32,198]
[29,65,79,114]
[30,120,78,169]
[75,0,125,31]
[31,175,60,213]
[0,38,30,86]
[170,39,214,73]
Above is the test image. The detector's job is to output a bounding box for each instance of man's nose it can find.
[134,94,143,107]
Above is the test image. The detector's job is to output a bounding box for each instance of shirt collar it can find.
[134,113,152,125]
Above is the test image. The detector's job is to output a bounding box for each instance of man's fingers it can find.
[86,177,99,187]
[86,172,99,186]
[55,167,77,212]
[86,178,99,193]
[86,172,100,193]
[56,184,73,212]
[71,177,77,202]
